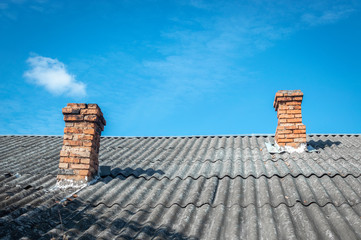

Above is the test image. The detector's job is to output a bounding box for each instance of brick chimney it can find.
[57,103,106,186]
[273,90,306,150]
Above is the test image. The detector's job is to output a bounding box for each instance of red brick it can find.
[65,122,74,127]
[70,164,91,170]
[64,127,83,134]
[69,150,92,158]
[294,138,306,143]
[80,158,91,164]
[286,142,300,148]
[277,105,293,110]
[63,140,82,146]
[81,108,102,116]
[67,103,87,108]
[60,157,81,164]
[287,118,302,123]
[60,150,69,157]
[287,110,302,114]
[293,97,303,101]
[67,146,92,156]
[74,134,94,141]
[278,123,295,128]
[286,101,301,106]
[64,115,84,122]
[73,122,96,128]
[277,130,293,134]
[57,175,87,181]
[84,115,99,122]
[277,138,294,143]
[59,163,68,169]
[77,170,91,176]
[83,129,96,135]
[290,91,303,97]
[87,104,100,109]
[62,107,81,114]
[276,97,293,102]
[63,134,73,140]
[82,140,93,147]
[294,129,306,134]
[286,134,299,138]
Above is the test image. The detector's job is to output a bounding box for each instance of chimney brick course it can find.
[274,90,306,149]
[57,103,106,185]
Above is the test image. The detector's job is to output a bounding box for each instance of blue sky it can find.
[0,0,360,136]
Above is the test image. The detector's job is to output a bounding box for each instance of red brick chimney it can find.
[57,103,106,186]
[273,90,306,150]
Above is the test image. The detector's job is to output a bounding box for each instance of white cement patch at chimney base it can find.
[266,141,307,154]
[55,179,87,189]
[281,143,307,153]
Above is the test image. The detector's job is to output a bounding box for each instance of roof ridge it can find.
[0,133,360,138]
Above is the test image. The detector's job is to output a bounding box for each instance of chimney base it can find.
[56,178,88,189]
[55,176,99,189]
[275,142,307,153]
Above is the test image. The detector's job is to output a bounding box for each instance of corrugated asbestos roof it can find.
[0,134,361,239]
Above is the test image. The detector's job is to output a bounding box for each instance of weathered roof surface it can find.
[0,134,361,239]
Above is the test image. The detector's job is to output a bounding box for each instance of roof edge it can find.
[0,133,360,138]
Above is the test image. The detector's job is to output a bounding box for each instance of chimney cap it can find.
[273,90,303,110]
[275,89,303,96]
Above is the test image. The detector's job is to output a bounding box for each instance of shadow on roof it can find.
[0,196,195,240]
[110,167,165,178]
[307,140,341,150]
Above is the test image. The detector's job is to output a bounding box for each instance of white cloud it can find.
[119,1,358,122]
[0,3,8,10]
[301,7,354,26]
[24,55,86,97]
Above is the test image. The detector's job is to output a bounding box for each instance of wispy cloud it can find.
[24,55,86,97]
[0,99,64,135]
[301,7,355,26]
[48,1,358,131]
[117,1,358,123]
[0,3,8,10]
[144,1,358,83]
[0,0,60,20]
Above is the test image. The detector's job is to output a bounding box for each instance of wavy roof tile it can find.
[0,134,361,239]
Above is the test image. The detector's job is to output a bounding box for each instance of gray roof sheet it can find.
[0,134,361,239]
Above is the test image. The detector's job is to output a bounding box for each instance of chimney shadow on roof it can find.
[307,140,341,150]
[5,197,196,240]
[110,167,165,178]
[103,217,197,240]
[98,167,165,185]
[61,201,195,239]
